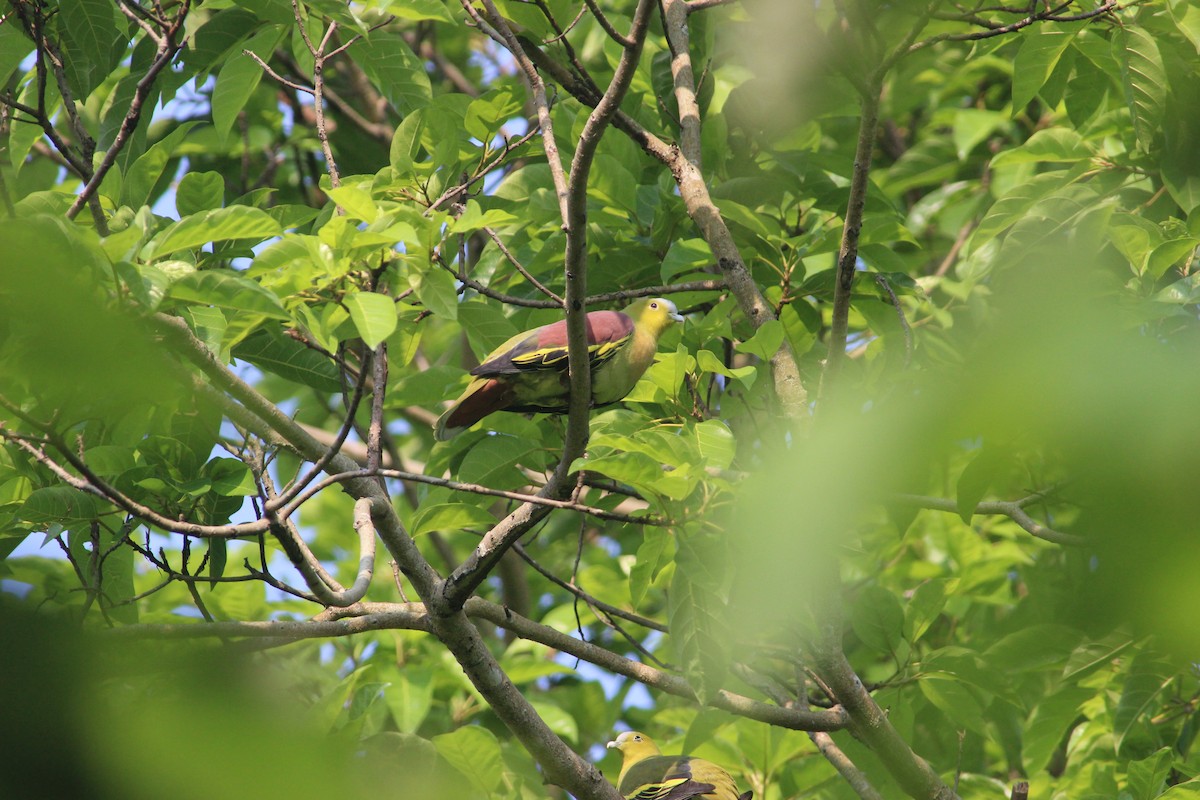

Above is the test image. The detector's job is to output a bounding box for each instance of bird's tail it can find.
[433,378,512,441]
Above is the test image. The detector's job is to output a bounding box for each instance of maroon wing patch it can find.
[473,311,634,375]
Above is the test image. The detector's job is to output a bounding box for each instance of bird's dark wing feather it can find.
[619,756,722,800]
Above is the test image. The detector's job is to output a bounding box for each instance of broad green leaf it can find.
[121,122,199,210]
[58,0,122,99]
[1023,684,1093,774]
[1012,28,1077,110]
[0,19,33,87]
[1156,272,1200,305]
[973,164,1085,245]
[19,487,109,524]
[1115,652,1175,755]
[695,419,735,471]
[919,674,986,734]
[661,238,714,283]
[207,538,227,588]
[528,700,579,745]
[1170,0,1200,53]
[353,34,432,113]
[1160,781,1200,799]
[1126,747,1173,800]
[982,625,1085,674]
[696,349,756,389]
[457,437,535,489]
[383,665,434,734]
[989,128,1092,167]
[850,585,904,654]
[409,267,459,320]
[1115,26,1168,150]
[464,87,522,142]
[176,171,226,217]
[153,206,283,256]
[448,200,520,233]
[669,535,731,704]
[166,271,289,318]
[955,444,1015,523]
[327,186,380,222]
[232,328,342,392]
[432,726,503,795]
[629,527,673,609]
[384,0,455,23]
[204,459,256,496]
[904,579,950,643]
[344,291,398,348]
[735,319,785,361]
[212,45,269,143]
[409,504,496,537]
[1147,237,1199,279]
[952,109,1007,161]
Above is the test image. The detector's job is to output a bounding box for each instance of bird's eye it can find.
[649,302,658,309]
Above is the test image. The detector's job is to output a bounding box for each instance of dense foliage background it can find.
[3,1,1200,799]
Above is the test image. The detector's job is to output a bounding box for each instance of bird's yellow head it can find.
[606,730,662,763]
[625,298,684,339]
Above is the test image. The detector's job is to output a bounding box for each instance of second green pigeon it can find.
[434,298,683,440]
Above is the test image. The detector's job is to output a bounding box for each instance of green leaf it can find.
[1115,652,1174,755]
[953,109,1008,161]
[176,171,226,217]
[1159,781,1200,799]
[121,122,199,210]
[448,200,520,233]
[850,585,904,654]
[19,487,109,524]
[58,0,122,99]
[153,206,283,256]
[1023,684,1092,774]
[432,726,503,795]
[1012,28,1077,110]
[955,444,1014,523]
[0,19,33,87]
[982,625,1085,674]
[973,164,1085,246]
[919,674,986,734]
[1170,0,1200,53]
[409,503,496,537]
[696,349,756,389]
[1115,26,1168,151]
[529,699,580,745]
[736,319,785,361]
[383,0,455,23]
[1156,272,1200,305]
[204,459,256,496]
[344,291,398,348]
[353,34,432,113]
[695,419,736,471]
[661,238,713,283]
[212,49,266,144]
[409,267,459,320]
[989,128,1092,167]
[629,527,672,608]
[326,186,380,222]
[1127,747,1173,800]
[232,328,342,392]
[166,271,289,319]
[669,535,731,704]
[904,579,949,643]
[383,665,434,734]
[207,539,227,589]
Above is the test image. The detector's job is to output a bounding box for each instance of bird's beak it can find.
[670,311,684,323]
[606,740,619,750]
